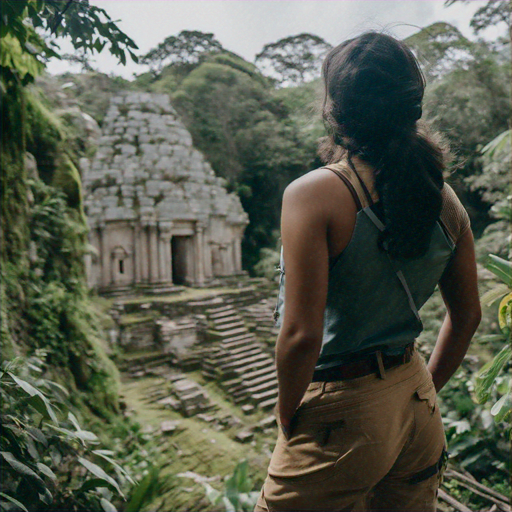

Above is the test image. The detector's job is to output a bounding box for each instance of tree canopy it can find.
[141,30,224,74]
[255,33,332,86]
[0,0,138,83]
[445,0,511,35]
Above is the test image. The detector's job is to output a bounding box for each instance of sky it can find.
[46,0,498,79]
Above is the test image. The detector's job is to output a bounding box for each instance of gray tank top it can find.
[274,164,455,370]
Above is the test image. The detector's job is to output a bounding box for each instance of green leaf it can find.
[124,466,160,512]
[79,478,119,495]
[68,411,81,430]
[485,255,512,287]
[200,482,222,506]
[128,50,138,63]
[92,450,134,484]
[222,496,236,512]
[76,429,99,443]
[100,498,117,512]
[8,372,58,423]
[26,394,58,424]
[37,462,57,480]
[0,492,29,512]
[8,372,42,397]
[78,457,124,498]
[477,334,507,344]
[475,345,512,403]
[499,293,511,331]
[482,129,511,157]
[0,452,46,491]
[38,487,53,505]
[491,375,511,424]
[481,284,510,307]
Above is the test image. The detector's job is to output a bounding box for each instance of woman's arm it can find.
[276,177,329,434]
[428,228,481,392]
[275,169,357,434]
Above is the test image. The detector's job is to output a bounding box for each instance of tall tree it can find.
[170,53,312,269]
[405,22,475,80]
[255,33,332,86]
[406,22,510,234]
[141,30,224,74]
[445,0,511,35]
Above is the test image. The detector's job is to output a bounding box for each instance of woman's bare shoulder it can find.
[284,167,348,201]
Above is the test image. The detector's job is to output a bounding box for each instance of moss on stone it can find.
[52,154,86,219]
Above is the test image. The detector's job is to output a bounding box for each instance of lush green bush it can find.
[0,355,127,512]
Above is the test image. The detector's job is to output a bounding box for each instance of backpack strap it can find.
[363,206,422,323]
[347,155,374,207]
[324,166,363,211]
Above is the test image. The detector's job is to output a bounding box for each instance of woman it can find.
[255,32,481,512]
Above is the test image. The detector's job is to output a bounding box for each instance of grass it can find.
[120,372,274,512]
[118,286,255,306]
[118,313,156,326]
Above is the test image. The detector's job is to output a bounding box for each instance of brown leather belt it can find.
[312,342,415,382]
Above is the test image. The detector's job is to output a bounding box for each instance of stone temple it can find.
[82,93,248,294]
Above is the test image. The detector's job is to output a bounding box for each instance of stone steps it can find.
[232,378,278,404]
[242,365,276,381]
[252,387,278,404]
[212,320,246,332]
[221,353,271,373]
[202,297,278,410]
[243,378,277,397]
[220,334,256,348]
[211,315,240,326]
[208,327,248,341]
[259,397,278,410]
[215,351,264,369]
[227,343,263,357]
[242,370,276,388]
[206,305,234,315]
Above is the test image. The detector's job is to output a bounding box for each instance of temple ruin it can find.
[82,93,248,294]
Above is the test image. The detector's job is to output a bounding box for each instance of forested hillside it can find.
[1,1,510,511]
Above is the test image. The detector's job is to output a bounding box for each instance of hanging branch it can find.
[51,0,74,33]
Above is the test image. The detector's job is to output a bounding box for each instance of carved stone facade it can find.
[82,93,248,293]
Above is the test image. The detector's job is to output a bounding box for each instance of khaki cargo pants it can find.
[255,350,446,512]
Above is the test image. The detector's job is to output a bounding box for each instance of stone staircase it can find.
[241,298,280,343]
[202,302,278,410]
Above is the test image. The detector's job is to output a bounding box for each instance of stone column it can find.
[234,235,242,273]
[194,221,206,286]
[140,224,149,282]
[99,223,110,286]
[159,222,173,283]
[149,222,159,283]
[204,231,212,279]
[132,222,141,284]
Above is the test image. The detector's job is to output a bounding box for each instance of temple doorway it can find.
[171,236,191,285]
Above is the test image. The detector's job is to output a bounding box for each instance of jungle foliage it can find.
[0,3,145,511]
[1,2,511,511]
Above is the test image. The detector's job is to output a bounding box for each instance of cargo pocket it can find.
[415,382,437,414]
[268,421,339,483]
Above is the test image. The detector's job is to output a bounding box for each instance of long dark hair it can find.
[320,32,445,259]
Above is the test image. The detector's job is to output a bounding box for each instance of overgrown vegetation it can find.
[0,355,127,511]
[1,2,141,510]
[1,0,511,510]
